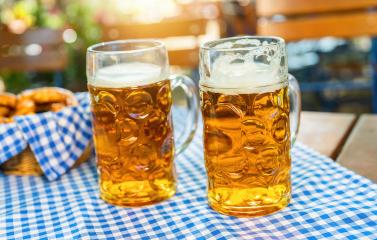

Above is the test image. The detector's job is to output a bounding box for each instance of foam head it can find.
[88,62,169,88]
[200,37,288,93]
[200,58,283,94]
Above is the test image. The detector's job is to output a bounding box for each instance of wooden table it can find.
[298,111,377,182]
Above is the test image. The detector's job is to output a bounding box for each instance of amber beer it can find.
[201,84,291,217]
[88,63,176,206]
[87,40,198,207]
[199,36,301,217]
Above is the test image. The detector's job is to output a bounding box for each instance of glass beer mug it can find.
[87,40,198,206]
[199,36,301,217]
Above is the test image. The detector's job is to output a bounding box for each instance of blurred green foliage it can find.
[0,0,101,92]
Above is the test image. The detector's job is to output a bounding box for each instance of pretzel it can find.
[20,87,77,103]
[50,103,66,112]
[0,88,78,125]
[0,93,17,109]
[0,117,13,124]
[0,106,11,117]
[14,98,36,115]
[17,87,78,114]
[32,88,71,104]
[0,93,16,123]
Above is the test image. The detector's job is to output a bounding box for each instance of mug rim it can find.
[87,39,165,54]
[201,36,285,52]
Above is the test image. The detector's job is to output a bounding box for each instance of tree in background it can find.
[0,0,100,92]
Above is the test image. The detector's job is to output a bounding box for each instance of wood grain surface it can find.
[297,111,357,159]
[337,114,377,182]
[256,0,377,17]
[257,11,377,42]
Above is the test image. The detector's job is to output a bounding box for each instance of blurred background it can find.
[1,0,377,113]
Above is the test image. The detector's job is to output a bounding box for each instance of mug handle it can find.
[171,75,199,155]
[288,74,301,146]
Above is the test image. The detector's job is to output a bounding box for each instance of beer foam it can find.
[89,62,167,88]
[200,61,284,94]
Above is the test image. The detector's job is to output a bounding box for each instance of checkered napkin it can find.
[0,93,92,181]
[1,110,376,240]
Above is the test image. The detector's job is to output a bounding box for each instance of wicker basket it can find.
[0,144,92,176]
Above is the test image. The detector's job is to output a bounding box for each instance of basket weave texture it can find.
[0,145,91,176]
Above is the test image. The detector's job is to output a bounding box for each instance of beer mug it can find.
[199,36,301,217]
[87,40,198,206]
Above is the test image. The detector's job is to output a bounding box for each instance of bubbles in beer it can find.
[201,86,291,217]
[241,118,267,147]
[201,91,215,116]
[115,118,139,146]
[217,95,246,118]
[272,113,289,143]
[157,84,172,112]
[216,154,248,180]
[125,90,153,119]
[273,169,290,186]
[256,147,280,175]
[89,79,175,206]
[96,91,119,115]
[129,143,156,172]
[204,129,232,156]
[253,92,278,118]
[160,134,174,160]
[144,110,169,141]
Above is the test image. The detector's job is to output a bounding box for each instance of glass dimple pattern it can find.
[89,80,176,206]
[201,86,291,217]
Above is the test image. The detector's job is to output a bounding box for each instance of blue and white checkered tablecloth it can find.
[0,93,92,181]
[1,109,377,239]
